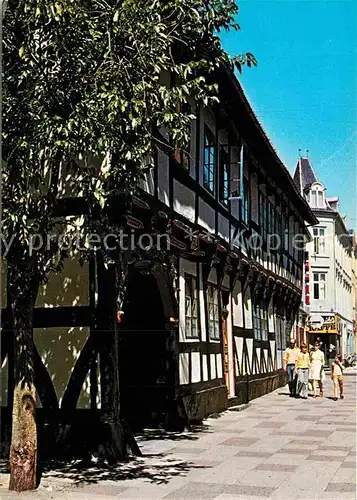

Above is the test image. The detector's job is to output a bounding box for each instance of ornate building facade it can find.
[293,157,354,364]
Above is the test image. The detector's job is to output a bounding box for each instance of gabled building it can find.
[293,156,354,363]
[1,68,317,458]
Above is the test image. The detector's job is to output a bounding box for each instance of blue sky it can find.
[220,0,357,230]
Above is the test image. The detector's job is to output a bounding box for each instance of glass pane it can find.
[311,191,317,206]
[185,317,191,336]
[185,297,191,317]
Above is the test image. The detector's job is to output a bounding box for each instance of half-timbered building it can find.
[0,67,317,457]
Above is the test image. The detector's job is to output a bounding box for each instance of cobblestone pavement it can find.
[0,370,356,500]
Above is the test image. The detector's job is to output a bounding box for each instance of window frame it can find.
[203,125,216,194]
[207,283,221,341]
[242,176,250,225]
[313,272,327,300]
[253,300,268,341]
[184,273,199,339]
[313,227,326,255]
[219,144,230,205]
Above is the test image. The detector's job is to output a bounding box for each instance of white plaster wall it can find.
[198,264,207,342]
[198,199,215,233]
[202,354,209,381]
[308,214,353,324]
[216,354,223,379]
[173,180,195,223]
[179,353,190,385]
[244,287,253,330]
[232,280,243,327]
[36,257,89,308]
[191,352,201,383]
[34,326,91,408]
[234,336,244,375]
[268,302,275,333]
[218,214,230,243]
[210,353,217,379]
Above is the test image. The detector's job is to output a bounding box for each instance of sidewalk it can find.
[0,370,356,500]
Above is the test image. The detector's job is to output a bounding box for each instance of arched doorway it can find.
[118,261,178,430]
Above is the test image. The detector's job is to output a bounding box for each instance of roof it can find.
[293,157,319,195]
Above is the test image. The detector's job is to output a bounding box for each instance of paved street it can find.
[0,371,356,500]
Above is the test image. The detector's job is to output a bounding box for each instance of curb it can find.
[228,403,251,412]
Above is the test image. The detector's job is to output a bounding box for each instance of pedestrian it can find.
[283,338,300,397]
[331,354,344,401]
[309,341,325,398]
[296,343,310,399]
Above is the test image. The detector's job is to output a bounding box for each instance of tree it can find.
[1,0,256,491]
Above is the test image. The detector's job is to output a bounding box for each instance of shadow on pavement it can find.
[136,424,212,442]
[38,455,212,486]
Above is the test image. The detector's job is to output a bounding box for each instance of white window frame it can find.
[313,227,326,255]
[313,272,327,300]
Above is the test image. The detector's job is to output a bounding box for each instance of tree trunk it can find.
[96,252,142,461]
[96,253,126,462]
[8,261,39,492]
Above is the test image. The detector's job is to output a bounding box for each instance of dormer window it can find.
[309,183,325,209]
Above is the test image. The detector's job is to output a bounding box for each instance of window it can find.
[242,178,250,224]
[311,190,317,207]
[207,284,220,340]
[253,301,268,341]
[259,192,268,241]
[313,228,326,255]
[219,145,229,205]
[318,191,324,208]
[275,315,286,350]
[313,272,326,300]
[203,126,216,193]
[283,212,289,251]
[268,203,275,235]
[185,274,199,338]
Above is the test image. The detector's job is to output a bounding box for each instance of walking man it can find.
[283,338,300,397]
[296,343,310,399]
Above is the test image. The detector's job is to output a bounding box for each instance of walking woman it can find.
[296,343,310,399]
[331,354,344,401]
[310,341,325,398]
